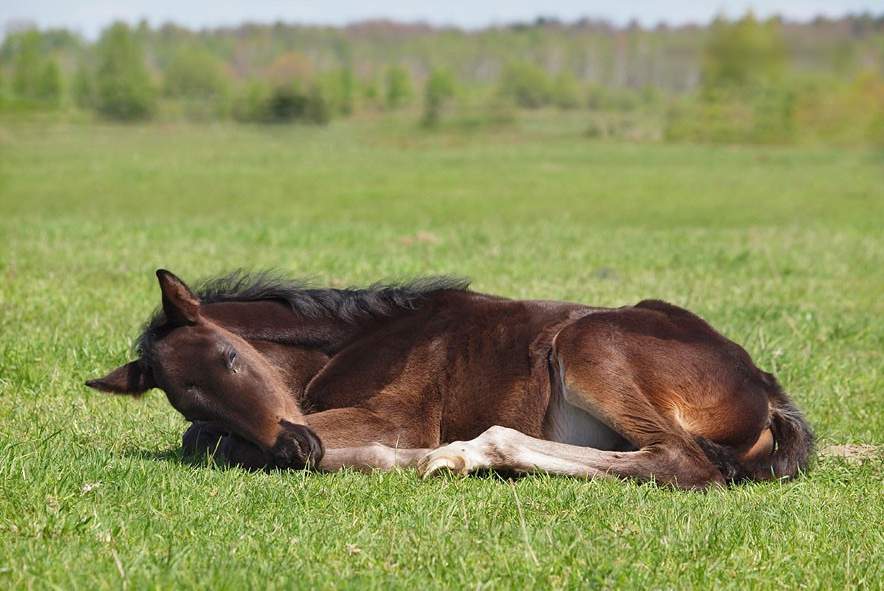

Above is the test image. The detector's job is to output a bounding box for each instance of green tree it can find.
[702,14,786,96]
[72,61,95,109]
[336,66,355,115]
[12,31,42,100]
[95,22,155,120]
[36,61,62,105]
[421,69,455,128]
[498,62,552,109]
[384,65,413,110]
[305,85,331,124]
[551,72,581,109]
[164,48,228,99]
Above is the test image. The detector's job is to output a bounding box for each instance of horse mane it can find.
[136,270,470,356]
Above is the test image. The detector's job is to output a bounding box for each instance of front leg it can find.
[307,407,433,472]
[182,410,434,473]
[182,421,272,470]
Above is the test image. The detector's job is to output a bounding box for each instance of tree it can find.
[385,65,413,110]
[498,62,553,109]
[94,22,155,120]
[305,85,331,124]
[336,66,355,115]
[9,30,60,106]
[421,69,455,127]
[164,48,228,99]
[551,72,581,109]
[12,31,42,100]
[36,60,62,105]
[701,14,786,96]
[72,61,95,108]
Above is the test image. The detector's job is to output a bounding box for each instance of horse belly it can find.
[545,386,631,450]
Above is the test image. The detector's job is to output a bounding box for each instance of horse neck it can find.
[201,299,372,354]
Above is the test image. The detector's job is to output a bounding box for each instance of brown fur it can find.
[87,271,814,488]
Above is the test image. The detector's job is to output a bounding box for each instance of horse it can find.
[86,269,814,489]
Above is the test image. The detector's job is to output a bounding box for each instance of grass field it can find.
[1,115,882,589]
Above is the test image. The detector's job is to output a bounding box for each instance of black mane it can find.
[136,270,469,356]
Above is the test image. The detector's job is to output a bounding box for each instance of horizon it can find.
[3,1,882,40]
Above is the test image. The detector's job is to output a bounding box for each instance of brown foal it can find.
[87,270,813,489]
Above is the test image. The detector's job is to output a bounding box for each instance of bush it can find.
[385,65,413,110]
[421,69,455,128]
[72,62,95,109]
[164,48,229,101]
[664,86,796,144]
[232,82,330,125]
[497,62,552,109]
[10,30,62,107]
[586,85,641,112]
[95,23,155,120]
[551,72,582,109]
[304,85,331,125]
[665,14,797,145]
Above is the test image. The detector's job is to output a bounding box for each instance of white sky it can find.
[2,0,880,39]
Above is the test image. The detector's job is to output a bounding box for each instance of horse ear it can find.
[156,269,200,325]
[85,360,156,395]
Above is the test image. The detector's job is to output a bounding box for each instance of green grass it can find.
[1,116,882,589]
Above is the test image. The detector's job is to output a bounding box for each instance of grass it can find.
[0,115,882,589]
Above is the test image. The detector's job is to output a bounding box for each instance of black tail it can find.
[696,373,814,483]
[760,374,815,479]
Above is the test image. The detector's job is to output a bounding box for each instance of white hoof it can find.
[418,444,482,478]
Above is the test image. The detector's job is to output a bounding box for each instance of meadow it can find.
[0,114,882,589]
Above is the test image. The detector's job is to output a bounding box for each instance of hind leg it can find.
[420,320,726,489]
[419,424,722,490]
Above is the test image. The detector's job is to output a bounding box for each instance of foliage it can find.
[72,62,95,109]
[94,23,156,120]
[497,62,552,108]
[164,48,229,99]
[667,15,797,144]
[701,14,787,95]
[421,69,456,127]
[551,72,582,109]
[232,81,330,125]
[9,30,62,106]
[1,15,883,144]
[385,65,413,110]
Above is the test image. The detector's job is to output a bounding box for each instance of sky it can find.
[2,0,880,39]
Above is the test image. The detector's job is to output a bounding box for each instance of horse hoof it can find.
[419,448,471,478]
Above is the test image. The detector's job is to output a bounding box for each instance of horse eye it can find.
[225,349,238,370]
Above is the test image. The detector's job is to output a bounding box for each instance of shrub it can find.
[385,65,413,110]
[497,62,552,109]
[304,85,331,125]
[421,69,455,128]
[72,62,95,109]
[232,82,330,125]
[10,30,62,106]
[94,23,155,120]
[551,72,582,109]
[164,48,228,100]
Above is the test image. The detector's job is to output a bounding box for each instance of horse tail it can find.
[755,373,815,480]
[695,372,814,483]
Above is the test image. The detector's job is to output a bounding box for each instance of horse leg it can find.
[420,315,732,490]
[182,421,272,469]
[182,410,433,473]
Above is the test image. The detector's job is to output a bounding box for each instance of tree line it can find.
[1,14,882,142]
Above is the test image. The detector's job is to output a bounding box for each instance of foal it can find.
[87,270,813,489]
